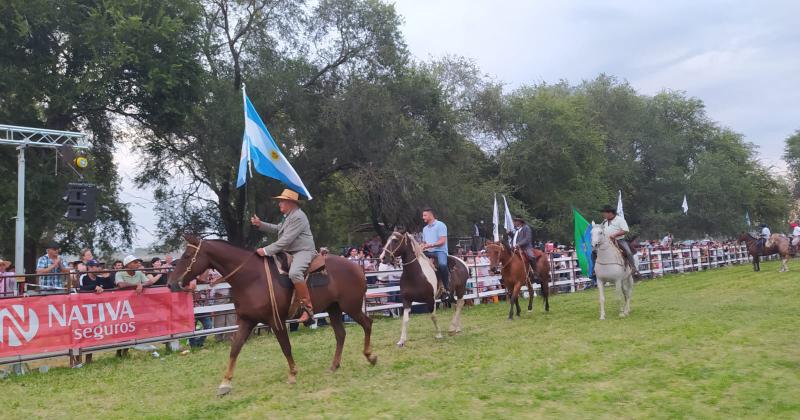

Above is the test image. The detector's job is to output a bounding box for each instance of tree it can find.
[784,130,800,199]
[0,0,204,269]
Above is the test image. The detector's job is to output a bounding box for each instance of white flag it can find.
[682,195,688,214]
[617,190,624,219]
[502,195,514,233]
[492,194,500,242]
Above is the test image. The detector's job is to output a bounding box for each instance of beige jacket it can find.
[259,208,316,255]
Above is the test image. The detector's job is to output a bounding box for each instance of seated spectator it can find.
[0,259,17,297]
[115,255,153,293]
[147,257,168,286]
[347,247,359,261]
[79,260,114,293]
[35,241,69,293]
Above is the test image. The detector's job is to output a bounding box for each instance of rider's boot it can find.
[294,281,314,325]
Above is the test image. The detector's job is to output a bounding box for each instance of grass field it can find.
[3,260,799,419]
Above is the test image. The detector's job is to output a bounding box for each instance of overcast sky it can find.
[122,0,800,248]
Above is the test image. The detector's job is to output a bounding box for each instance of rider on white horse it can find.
[592,205,640,278]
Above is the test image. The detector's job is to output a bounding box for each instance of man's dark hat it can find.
[512,216,526,223]
[46,241,61,249]
[600,205,617,214]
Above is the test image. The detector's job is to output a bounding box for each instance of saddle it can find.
[274,252,327,277]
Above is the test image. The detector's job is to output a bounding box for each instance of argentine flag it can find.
[236,86,312,199]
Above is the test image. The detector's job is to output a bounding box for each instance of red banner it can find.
[0,288,194,358]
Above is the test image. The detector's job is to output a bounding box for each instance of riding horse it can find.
[168,235,376,395]
[379,231,469,346]
[738,233,795,272]
[484,240,550,320]
[591,222,633,319]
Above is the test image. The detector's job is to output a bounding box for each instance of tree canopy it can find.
[1,0,795,267]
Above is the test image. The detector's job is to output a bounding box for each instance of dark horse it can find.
[168,236,376,395]
[738,233,795,272]
[485,240,550,319]
[379,231,470,346]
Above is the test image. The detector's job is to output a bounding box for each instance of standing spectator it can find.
[79,260,114,293]
[367,235,383,258]
[147,257,168,286]
[0,259,17,297]
[115,255,152,293]
[77,248,93,273]
[661,233,673,248]
[164,254,174,267]
[545,241,555,254]
[319,247,330,256]
[187,270,214,349]
[35,242,69,293]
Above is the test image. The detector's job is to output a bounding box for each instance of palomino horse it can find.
[379,231,469,346]
[484,240,550,320]
[738,233,795,272]
[591,222,633,319]
[168,236,376,395]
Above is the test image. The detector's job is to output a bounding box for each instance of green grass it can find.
[3,260,799,419]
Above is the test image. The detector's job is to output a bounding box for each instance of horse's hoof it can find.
[328,367,338,374]
[287,376,297,385]
[448,329,461,336]
[435,334,444,339]
[367,355,378,365]
[216,385,232,397]
[396,341,405,348]
[599,316,606,320]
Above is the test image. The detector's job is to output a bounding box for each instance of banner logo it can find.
[0,305,39,347]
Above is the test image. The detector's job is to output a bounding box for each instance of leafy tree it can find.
[784,130,800,199]
[0,0,203,269]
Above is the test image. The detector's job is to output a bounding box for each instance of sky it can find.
[120,0,800,248]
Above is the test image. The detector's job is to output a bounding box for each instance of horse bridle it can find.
[382,233,418,266]
[174,239,204,285]
[485,243,513,271]
[176,240,252,287]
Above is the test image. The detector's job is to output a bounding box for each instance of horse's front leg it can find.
[597,277,606,320]
[430,298,443,339]
[397,306,411,347]
[274,325,297,384]
[218,318,256,396]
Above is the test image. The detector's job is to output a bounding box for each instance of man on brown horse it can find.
[592,205,640,278]
[510,216,537,273]
[251,189,316,324]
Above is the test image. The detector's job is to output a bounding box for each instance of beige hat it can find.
[123,255,142,266]
[272,189,301,202]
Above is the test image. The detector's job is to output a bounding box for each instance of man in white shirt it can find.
[593,205,640,277]
[661,233,673,248]
[758,223,771,253]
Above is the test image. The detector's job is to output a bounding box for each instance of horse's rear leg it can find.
[350,310,377,365]
[526,276,534,312]
[327,304,346,372]
[218,318,256,396]
[448,298,465,335]
[541,275,550,312]
[273,325,298,384]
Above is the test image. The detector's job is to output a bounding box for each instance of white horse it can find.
[591,222,634,320]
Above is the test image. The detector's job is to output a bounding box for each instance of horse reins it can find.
[263,258,283,331]
[174,240,204,285]
[383,233,418,266]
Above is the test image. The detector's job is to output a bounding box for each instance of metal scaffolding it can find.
[0,124,89,275]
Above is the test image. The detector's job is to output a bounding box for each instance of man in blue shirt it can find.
[421,208,450,297]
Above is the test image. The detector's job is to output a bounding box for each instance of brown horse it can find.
[168,236,376,395]
[485,240,550,319]
[379,231,469,346]
[738,233,795,272]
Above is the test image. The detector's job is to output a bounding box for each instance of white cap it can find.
[123,255,142,266]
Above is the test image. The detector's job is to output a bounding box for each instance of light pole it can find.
[0,124,88,275]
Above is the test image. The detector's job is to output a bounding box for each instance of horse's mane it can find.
[405,233,432,263]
